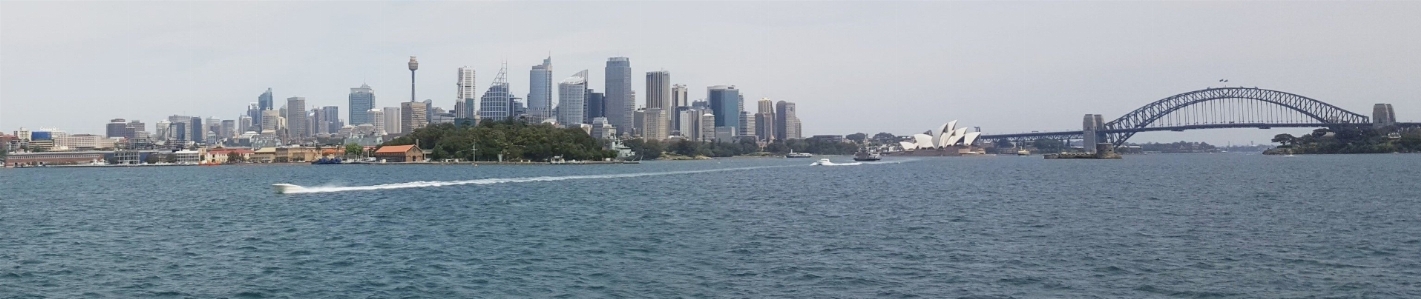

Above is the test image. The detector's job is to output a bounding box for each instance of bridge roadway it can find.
[981,122,1421,141]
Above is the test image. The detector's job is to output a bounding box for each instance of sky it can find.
[2,1,1419,145]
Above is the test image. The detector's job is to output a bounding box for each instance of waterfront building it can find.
[557,70,588,126]
[401,101,428,134]
[604,57,633,135]
[374,144,425,162]
[528,57,553,123]
[707,85,741,132]
[348,84,375,126]
[457,67,476,119]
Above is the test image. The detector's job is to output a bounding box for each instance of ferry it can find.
[785,150,813,158]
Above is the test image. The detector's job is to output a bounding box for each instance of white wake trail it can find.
[275,165,787,194]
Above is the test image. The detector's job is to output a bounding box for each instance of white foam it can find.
[276,165,787,194]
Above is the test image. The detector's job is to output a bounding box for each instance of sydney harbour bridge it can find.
[980,87,1416,149]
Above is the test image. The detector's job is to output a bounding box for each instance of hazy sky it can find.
[3,1,1419,144]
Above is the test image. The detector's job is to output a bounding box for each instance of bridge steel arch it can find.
[1102,87,1370,147]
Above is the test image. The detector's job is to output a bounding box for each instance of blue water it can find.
[2,154,1420,297]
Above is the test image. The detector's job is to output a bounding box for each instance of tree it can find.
[845,133,867,144]
[1032,138,1066,153]
[227,152,244,163]
[871,132,897,144]
[144,153,160,164]
[1271,133,1296,147]
[345,143,363,158]
[163,153,178,163]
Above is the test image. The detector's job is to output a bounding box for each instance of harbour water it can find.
[2,154,1419,297]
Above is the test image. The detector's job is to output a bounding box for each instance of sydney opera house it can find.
[893,120,987,156]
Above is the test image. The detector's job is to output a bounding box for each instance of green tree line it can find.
[1271,127,1421,154]
[384,120,618,162]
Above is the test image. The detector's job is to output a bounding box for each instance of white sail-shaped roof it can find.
[913,134,935,149]
[963,132,982,146]
[899,141,918,150]
[932,123,950,147]
[945,133,964,146]
[946,120,958,136]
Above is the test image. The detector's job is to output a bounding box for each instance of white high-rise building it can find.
[368,109,386,135]
[457,67,476,119]
[557,70,588,127]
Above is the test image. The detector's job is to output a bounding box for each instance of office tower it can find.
[106,119,131,139]
[645,71,670,110]
[382,107,401,134]
[257,88,273,127]
[585,89,604,122]
[238,116,252,134]
[604,57,633,135]
[739,111,754,139]
[557,70,588,126]
[707,85,741,131]
[348,84,375,126]
[189,117,204,143]
[699,112,716,142]
[478,63,512,121]
[511,96,526,118]
[245,103,260,131]
[423,99,435,122]
[528,57,553,122]
[321,106,341,134]
[755,98,776,142]
[671,84,688,131]
[633,108,646,137]
[401,101,428,134]
[367,109,385,134]
[172,122,188,143]
[679,109,697,141]
[284,97,307,139]
[457,67,477,119]
[775,100,801,141]
[221,120,235,139]
[261,110,280,133]
[643,108,668,140]
[590,117,615,140]
[408,56,419,102]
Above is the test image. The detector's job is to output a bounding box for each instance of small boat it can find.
[1017,149,1030,156]
[811,158,832,166]
[853,150,881,161]
[272,183,305,194]
[785,150,813,158]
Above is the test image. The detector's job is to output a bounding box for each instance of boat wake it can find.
[273,165,788,194]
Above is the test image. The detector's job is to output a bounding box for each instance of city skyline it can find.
[4,2,1421,144]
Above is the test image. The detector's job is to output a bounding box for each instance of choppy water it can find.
[2,154,1419,298]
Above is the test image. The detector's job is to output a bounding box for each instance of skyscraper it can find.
[457,67,476,119]
[261,110,280,133]
[775,100,801,141]
[106,118,132,139]
[382,107,401,135]
[478,63,513,121]
[238,116,252,135]
[321,106,341,134]
[256,88,273,129]
[528,57,553,122]
[348,84,375,125]
[645,71,670,110]
[401,101,427,134]
[707,85,741,130]
[585,89,604,122]
[190,117,204,143]
[557,70,588,126]
[604,57,633,135]
[285,97,307,139]
[755,98,777,142]
[671,84,688,132]
[368,109,385,134]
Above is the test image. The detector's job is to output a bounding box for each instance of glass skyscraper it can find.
[348,84,374,126]
[528,57,553,122]
[707,85,741,129]
[604,57,632,135]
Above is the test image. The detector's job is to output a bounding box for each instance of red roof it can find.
[208,148,255,155]
[375,145,417,154]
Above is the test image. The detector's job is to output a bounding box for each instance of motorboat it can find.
[811,158,832,166]
[311,157,342,165]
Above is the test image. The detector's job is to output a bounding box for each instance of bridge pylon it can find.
[1082,114,1105,153]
